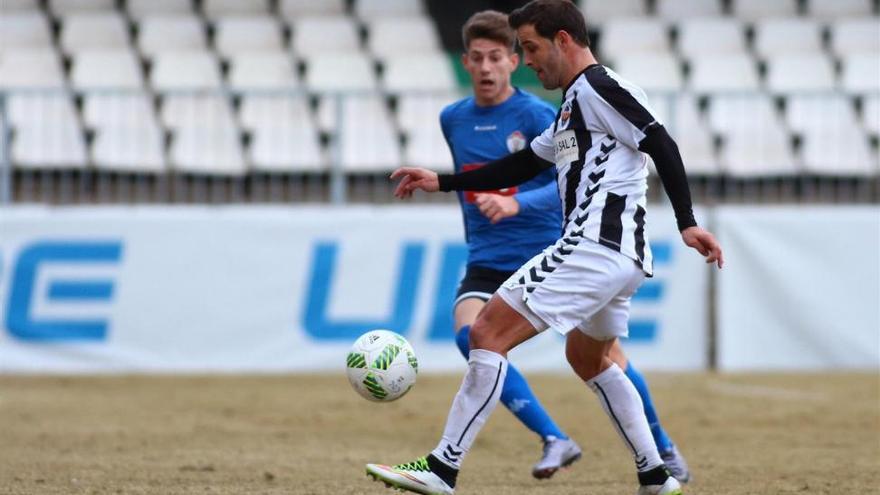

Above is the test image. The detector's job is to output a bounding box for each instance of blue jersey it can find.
[440,88,561,272]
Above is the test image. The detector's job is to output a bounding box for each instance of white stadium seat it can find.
[766,54,836,93]
[841,54,880,94]
[291,16,361,54]
[305,52,377,92]
[127,0,193,20]
[227,52,298,90]
[397,94,459,171]
[250,126,325,173]
[1,0,40,11]
[83,93,158,130]
[579,0,647,23]
[785,95,860,134]
[12,124,89,169]
[863,96,880,135]
[71,50,144,89]
[676,125,719,175]
[60,12,129,54]
[730,0,798,20]
[151,51,222,90]
[161,94,236,132]
[0,12,53,54]
[170,127,247,175]
[138,14,206,57]
[279,0,347,19]
[677,18,747,57]
[404,126,454,172]
[383,53,457,92]
[600,18,671,59]
[366,17,441,57]
[656,0,722,20]
[800,130,877,176]
[49,0,115,16]
[354,0,424,19]
[753,19,823,57]
[202,0,269,20]
[720,126,797,177]
[831,19,880,56]
[214,16,284,57]
[396,93,459,131]
[807,0,873,20]
[689,54,760,93]
[0,49,65,88]
[321,96,401,172]
[709,95,781,137]
[239,95,312,131]
[612,54,682,92]
[8,93,79,128]
[648,94,704,135]
[92,124,167,172]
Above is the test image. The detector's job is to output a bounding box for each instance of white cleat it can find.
[531,436,583,479]
[637,476,683,495]
[366,457,454,495]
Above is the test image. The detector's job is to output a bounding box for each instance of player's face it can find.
[516,24,564,90]
[462,38,518,105]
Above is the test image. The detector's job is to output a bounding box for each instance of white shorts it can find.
[497,237,645,341]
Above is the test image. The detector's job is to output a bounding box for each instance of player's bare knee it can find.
[468,319,499,352]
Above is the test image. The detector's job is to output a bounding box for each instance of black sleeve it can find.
[638,126,698,232]
[438,148,554,192]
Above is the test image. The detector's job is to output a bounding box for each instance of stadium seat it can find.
[202,0,269,20]
[677,18,747,57]
[708,95,781,137]
[49,0,115,16]
[354,0,424,19]
[720,126,797,177]
[239,95,311,131]
[841,54,880,94]
[227,52,298,90]
[579,0,647,23]
[599,18,671,59]
[830,19,880,56]
[127,0,194,20]
[382,53,457,92]
[785,95,860,134]
[676,125,719,175]
[321,96,401,172]
[611,54,682,92]
[170,127,247,175]
[366,17,441,57]
[766,54,836,93]
[397,94,459,170]
[304,52,377,92]
[0,12,53,55]
[71,50,144,89]
[83,93,158,130]
[396,93,459,131]
[863,95,880,135]
[647,94,703,135]
[800,130,877,176]
[138,14,207,57]
[1,0,40,11]
[0,49,65,88]
[7,93,79,128]
[404,127,454,171]
[161,94,236,132]
[730,0,798,20]
[688,54,760,92]
[92,124,167,172]
[655,0,722,20]
[753,19,823,57]
[151,51,222,90]
[60,12,130,54]
[290,16,361,55]
[12,124,89,169]
[214,16,284,57]
[249,126,326,173]
[279,0,347,19]
[806,0,874,19]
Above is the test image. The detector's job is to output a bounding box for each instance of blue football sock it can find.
[455,325,567,441]
[624,361,674,452]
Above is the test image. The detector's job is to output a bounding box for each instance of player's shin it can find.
[586,363,665,475]
[431,349,509,471]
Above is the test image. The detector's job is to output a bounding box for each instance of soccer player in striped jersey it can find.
[367,2,723,495]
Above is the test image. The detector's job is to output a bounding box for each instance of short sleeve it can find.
[529,124,556,163]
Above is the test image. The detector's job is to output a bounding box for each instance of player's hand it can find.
[681,226,724,268]
[390,167,439,199]
[474,193,520,224]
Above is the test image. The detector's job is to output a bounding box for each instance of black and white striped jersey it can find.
[530,64,662,276]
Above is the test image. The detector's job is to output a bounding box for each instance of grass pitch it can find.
[0,372,877,494]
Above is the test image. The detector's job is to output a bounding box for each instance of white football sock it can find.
[431,349,508,470]
[586,363,663,473]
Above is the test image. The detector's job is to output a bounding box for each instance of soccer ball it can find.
[346,330,418,402]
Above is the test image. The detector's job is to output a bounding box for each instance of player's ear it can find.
[509,51,520,69]
[460,52,469,69]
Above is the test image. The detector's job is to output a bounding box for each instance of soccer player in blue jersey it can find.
[433,9,689,483]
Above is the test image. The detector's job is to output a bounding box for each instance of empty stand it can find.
[138,14,207,57]
[841,54,880,94]
[60,12,130,54]
[806,0,874,19]
[579,0,647,23]
[0,12,53,55]
[612,54,682,92]
[151,51,223,90]
[354,0,424,19]
[127,0,194,20]
[382,53,456,92]
[831,19,880,56]
[214,16,284,57]
[304,52,377,92]
[731,0,798,20]
[71,50,144,89]
[201,0,270,20]
[0,49,65,88]
[600,18,671,60]
[656,0,722,20]
[677,18,747,57]
[366,17,441,57]
[227,52,298,90]
[766,54,837,93]
[753,19,823,57]
[290,16,361,54]
[689,54,760,92]
[279,0,347,19]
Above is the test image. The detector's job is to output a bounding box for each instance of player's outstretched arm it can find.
[390,167,439,199]
[681,226,724,268]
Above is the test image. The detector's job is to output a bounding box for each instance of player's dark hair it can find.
[462,10,516,52]
[509,0,591,48]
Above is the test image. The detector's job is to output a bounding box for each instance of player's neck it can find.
[474,85,515,108]
[561,49,599,92]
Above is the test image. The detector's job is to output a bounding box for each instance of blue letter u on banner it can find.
[302,242,424,341]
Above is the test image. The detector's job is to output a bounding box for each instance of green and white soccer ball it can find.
[346,329,418,402]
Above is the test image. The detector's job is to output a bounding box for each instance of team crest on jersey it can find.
[559,100,572,129]
[506,130,526,153]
